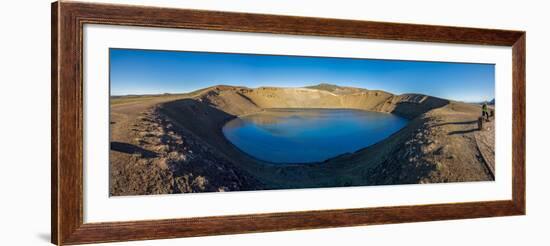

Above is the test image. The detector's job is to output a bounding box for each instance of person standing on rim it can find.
[482,102,489,121]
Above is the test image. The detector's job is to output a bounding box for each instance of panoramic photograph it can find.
[109,48,495,196]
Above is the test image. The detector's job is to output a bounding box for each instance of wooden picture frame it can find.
[52,1,526,245]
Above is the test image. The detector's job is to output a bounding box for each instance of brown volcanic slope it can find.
[110,84,494,195]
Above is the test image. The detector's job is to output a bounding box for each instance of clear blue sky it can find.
[110,48,494,102]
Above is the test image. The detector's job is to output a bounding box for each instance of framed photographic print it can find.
[52,1,525,245]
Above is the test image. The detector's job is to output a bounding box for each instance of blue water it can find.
[222,109,409,164]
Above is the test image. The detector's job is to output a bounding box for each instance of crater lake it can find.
[222,109,409,163]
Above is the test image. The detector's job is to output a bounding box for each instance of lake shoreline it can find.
[222,108,409,164]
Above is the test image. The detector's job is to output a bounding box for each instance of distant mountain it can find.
[468,98,495,105]
[304,83,368,95]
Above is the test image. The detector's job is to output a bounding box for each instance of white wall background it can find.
[0,0,547,245]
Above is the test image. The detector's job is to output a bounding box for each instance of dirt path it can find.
[414,103,494,183]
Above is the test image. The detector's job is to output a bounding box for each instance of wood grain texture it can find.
[512,34,526,213]
[51,2,59,244]
[51,1,526,245]
[64,201,518,245]
[65,1,524,46]
[53,1,85,244]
